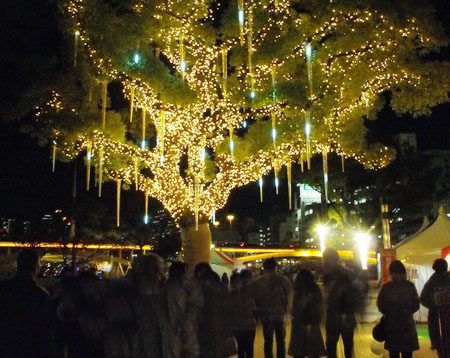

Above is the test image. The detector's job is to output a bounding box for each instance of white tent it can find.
[210,249,238,277]
[395,206,450,321]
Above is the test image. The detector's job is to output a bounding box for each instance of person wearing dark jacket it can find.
[288,268,326,358]
[0,249,51,358]
[232,269,257,358]
[322,248,359,358]
[252,257,292,358]
[420,258,450,358]
[377,260,420,358]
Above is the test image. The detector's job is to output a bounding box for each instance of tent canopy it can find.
[396,206,450,266]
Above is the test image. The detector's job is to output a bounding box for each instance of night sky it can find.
[0,0,448,222]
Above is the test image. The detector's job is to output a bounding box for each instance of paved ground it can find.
[247,286,437,358]
[249,321,435,358]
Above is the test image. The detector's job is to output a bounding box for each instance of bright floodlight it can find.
[229,139,234,151]
[356,232,370,270]
[180,60,186,72]
[250,91,256,99]
[141,140,146,149]
[227,214,235,221]
[242,120,247,128]
[144,215,149,224]
[316,224,328,253]
[213,221,219,227]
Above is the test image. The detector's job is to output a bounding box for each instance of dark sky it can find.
[0,0,448,222]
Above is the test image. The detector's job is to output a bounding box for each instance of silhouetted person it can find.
[322,248,359,358]
[194,261,213,280]
[288,268,326,358]
[232,269,257,358]
[222,272,230,291]
[197,269,237,358]
[167,261,202,358]
[377,260,420,358]
[420,258,450,358]
[0,249,51,358]
[253,257,292,358]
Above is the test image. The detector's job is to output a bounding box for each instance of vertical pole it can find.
[381,199,391,248]
[101,81,107,130]
[116,179,121,227]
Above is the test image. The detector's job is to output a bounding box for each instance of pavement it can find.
[248,285,437,358]
[250,321,435,358]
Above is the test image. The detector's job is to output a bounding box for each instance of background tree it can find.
[8,0,450,265]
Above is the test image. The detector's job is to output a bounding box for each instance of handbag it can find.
[372,315,386,342]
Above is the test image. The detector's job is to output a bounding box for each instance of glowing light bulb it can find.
[74,30,80,36]
[134,53,140,64]
[243,120,247,128]
[180,60,186,72]
[144,215,149,224]
[87,152,92,160]
[141,140,146,149]
[250,91,256,98]
[229,140,234,151]
[272,128,277,140]
[305,43,312,61]
[305,122,311,136]
[275,177,279,188]
[239,10,244,26]
[201,147,206,162]
[259,177,263,186]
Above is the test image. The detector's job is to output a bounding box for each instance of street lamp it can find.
[316,224,328,253]
[227,214,235,230]
[213,221,220,228]
[356,232,370,270]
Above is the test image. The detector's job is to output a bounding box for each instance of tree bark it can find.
[181,223,212,271]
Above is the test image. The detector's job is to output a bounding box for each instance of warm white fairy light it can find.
[40,0,446,227]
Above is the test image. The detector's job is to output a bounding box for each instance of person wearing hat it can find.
[377,260,420,358]
[252,257,292,358]
[420,258,450,358]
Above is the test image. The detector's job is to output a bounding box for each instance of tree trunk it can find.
[181,223,212,271]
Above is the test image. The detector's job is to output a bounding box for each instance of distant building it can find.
[393,132,417,154]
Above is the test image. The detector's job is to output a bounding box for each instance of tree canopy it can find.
[16,0,450,226]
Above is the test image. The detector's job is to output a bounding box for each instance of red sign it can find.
[380,249,396,284]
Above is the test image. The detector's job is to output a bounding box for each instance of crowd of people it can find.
[0,248,448,358]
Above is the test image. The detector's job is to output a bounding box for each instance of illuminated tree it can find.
[33,0,448,266]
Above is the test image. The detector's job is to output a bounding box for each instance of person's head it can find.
[432,258,448,274]
[322,248,340,271]
[194,262,212,279]
[389,260,406,278]
[17,249,41,277]
[263,257,277,271]
[294,268,315,291]
[131,253,165,282]
[168,261,188,282]
[240,269,253,286]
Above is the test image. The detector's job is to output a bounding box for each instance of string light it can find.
[39,0,445,228]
